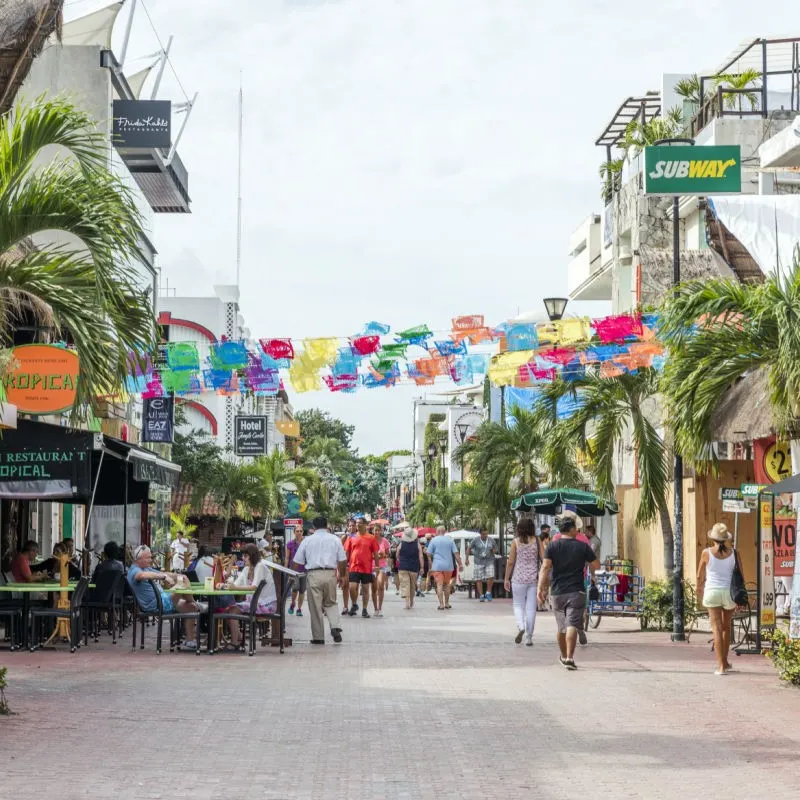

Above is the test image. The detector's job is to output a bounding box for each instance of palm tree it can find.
[169,505,197,541]
[621,107,684,155]
[252,450,319,522]
[599,157,624,203]
[406,487,459,529]
[0,97,156,409]
[551,370,674,572]
[674,74,701,104]
[301,436,354,476]
[659,251,800,465]
[715,69,761,113]
[202,460,263,537]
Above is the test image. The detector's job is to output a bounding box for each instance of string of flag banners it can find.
[125,313,663,398]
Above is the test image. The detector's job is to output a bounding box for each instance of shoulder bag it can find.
[730,548,748,607]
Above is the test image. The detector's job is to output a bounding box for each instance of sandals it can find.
[445,605,452,609]
[437,605,445,610]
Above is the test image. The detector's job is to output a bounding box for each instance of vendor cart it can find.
[585,558,645,630]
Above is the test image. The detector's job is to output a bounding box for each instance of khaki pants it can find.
[306,569,341,641]
[398,570,418,599]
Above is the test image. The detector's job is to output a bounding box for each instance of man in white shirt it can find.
[170,533,190,571]
[292,516,348,645]
[586,525,602,560]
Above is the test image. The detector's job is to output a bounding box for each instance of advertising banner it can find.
[234,416,268,457]
[643,144,741,195]
[142,396,174,443]
[112,99,171,148]
[760,498,776,628]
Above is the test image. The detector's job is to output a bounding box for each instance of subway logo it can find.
[648,158,737,180]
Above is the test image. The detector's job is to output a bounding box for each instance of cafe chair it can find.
[82,571,125,645]
[0,606,21,650]
[29,577,90,653]
[130,581,202,655]
[213,580,268,656]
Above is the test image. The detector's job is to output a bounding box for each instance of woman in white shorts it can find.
[696,522,738,675]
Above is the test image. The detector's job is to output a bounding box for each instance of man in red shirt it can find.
[11,540,47,583]
[345,520,380,618]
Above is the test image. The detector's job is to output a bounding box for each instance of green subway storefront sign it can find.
[644,145,742,195]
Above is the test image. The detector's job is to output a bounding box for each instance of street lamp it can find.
[543,297,569,321]
[425,443,437,490]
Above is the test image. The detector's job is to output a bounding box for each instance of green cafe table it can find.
[0,582,94,650]
[166,585,255,653]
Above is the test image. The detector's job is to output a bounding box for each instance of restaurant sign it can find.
[643,145,742,195]
[112,99,171,148]
[2,344,79,415]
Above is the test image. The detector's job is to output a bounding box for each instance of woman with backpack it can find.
[697,522,743,675]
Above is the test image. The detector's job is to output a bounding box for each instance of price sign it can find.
[760,500,776,628]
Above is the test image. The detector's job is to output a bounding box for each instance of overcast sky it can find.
[67,0,797,454]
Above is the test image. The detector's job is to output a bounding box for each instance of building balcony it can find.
[567,214,612,301]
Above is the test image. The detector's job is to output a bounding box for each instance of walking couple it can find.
[505,517,600,669]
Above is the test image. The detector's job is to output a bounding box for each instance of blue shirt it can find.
[127,564,158,612]
[426,536,457,572]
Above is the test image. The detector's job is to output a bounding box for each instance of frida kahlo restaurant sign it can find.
[2,344,79,415]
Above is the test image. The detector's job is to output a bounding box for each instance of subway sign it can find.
[644,145,741,195]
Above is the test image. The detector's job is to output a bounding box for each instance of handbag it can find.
[730,548,748,607]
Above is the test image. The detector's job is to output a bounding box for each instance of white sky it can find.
[66,0,799,454]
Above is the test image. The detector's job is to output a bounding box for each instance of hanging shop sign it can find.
[131,458,180,489]
[2,344,79,415]
[234,415,268,457]
[643,144,741,195]
[760,498,776,628]
[283,518,303,528]
[112,99,171,148]
[142,396,175,443]
[721,487,749,513]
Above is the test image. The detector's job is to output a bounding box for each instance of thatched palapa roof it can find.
[0,1,63,115]
[708,369,777,443]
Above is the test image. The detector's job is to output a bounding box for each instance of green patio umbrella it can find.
[510,488,618,516]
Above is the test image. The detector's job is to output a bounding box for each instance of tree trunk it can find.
[658,501,675,578]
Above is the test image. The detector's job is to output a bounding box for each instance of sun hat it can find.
[402,528,419,542]
[708,522,731,542]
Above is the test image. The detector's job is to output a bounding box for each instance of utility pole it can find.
[654,137,694,643]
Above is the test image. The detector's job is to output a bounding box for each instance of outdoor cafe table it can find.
[0,582,95,650]
[166,585,255,654]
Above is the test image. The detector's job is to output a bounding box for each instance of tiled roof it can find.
[171,483,220,516]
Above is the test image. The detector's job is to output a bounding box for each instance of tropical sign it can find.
[643,145,741,195]
[2,345,79,415]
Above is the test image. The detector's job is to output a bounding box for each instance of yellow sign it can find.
[275,419,300,437]
[761,501,773,526]
[762,440,792,484]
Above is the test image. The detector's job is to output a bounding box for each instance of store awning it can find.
[0,419,180,503]
[762,473,800,495]
[511,488,618,516]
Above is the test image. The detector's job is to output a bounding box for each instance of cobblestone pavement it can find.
[3,589,800,799]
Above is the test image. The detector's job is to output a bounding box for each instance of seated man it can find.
[10,540,50,583]
[127,545,201,649]
[34,542,82,581]
[91,542,125,583]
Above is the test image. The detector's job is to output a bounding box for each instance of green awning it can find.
[511,488,618,516]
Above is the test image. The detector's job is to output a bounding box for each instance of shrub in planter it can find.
[766,628,800,686]
[640,579,699,632]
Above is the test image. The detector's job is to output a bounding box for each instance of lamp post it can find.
[425,443,437,491]
[543,297,569,321]
[654,136,694,644]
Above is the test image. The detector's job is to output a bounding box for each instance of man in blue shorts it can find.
[127,545,200,649]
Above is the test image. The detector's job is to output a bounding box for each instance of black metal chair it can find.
[213,581,267,656]
[29,577,90,653]
[130,581,202,655]
[0,571,22,651]
[82,570,125,644]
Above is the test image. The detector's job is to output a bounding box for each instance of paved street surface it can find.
[3,590,800,799]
